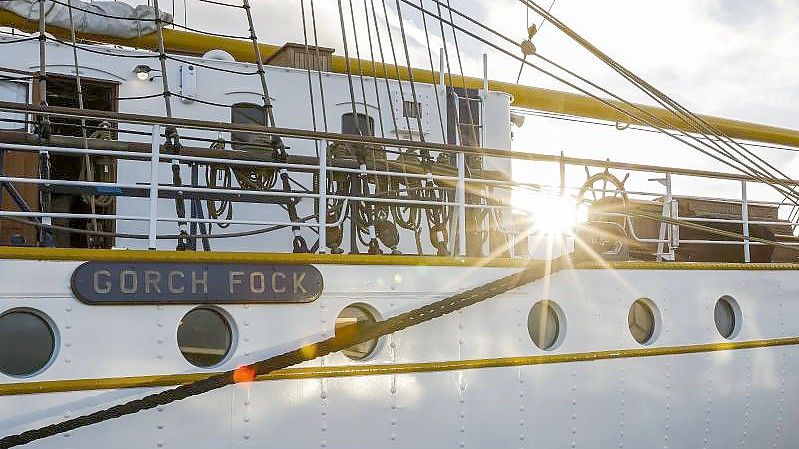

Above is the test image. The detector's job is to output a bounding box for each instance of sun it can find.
[514,190,588,236]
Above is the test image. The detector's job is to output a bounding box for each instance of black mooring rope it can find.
[0,258,562,448]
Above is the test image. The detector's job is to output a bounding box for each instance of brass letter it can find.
[293,271,308,294]
[120,270,138,294]
[229,271,243,294]
[144,270,161,294]
[272,271,287,293]
[93,270,111,294]
[168,271,185,294]
[250,272,265,294]
[192,270,208,294]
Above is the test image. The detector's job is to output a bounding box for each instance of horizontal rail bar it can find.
[1,101,798,186]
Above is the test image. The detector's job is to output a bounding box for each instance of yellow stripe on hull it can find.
[1,246,799,270]
[2,336,797,396]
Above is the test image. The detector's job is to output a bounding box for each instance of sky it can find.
[117,0,799,204]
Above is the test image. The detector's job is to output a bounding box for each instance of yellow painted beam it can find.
[2,335,797,396]
[4,9,799,147]
[1,246,799,270]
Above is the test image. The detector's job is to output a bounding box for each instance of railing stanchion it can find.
[148,125,160,250]
[457,151,466,256]
[741,180,750,263]
[318,139,327,253]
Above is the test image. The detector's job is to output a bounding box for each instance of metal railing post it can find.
[318,140,327,253]
[148,125,160,250]
[741,180,750,263]
[651,174,676,261]
[457,151,466,256]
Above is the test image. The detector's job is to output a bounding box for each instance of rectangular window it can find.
[402,100,421,119]
[341,112,375,136]
[446,87,481,147]
[0,80,27,131]
[231,103,268,150]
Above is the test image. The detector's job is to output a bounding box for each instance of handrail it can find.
[1,101,797,187]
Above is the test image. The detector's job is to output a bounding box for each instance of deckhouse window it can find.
[341,112,374,137]
[231,103,268,150]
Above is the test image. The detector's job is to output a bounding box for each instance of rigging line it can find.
[169,93,239,108]
[530,52,799,201]
[423,0,799,202]
[361,0,388,138]
[300,0,320,158]
[153,0,191,250]
[394,0,427,142]
[346,0,375,137]
[66,0,100,236]
[518,0,799,203]
[0,36,39,45]
[194,0,244,8]
[516,0,556,83]
[336,0,366,136]
[37,0,53,247]
[514,108,799,154]
[309,0,329,133]
[45,35,157,58]
[525,6,799,218]
[150,0,173,118]
[443,0,478,148]
[169,22,250,40]
[117,93,169,101]
[433,0,453,88]
[379,0,415,137]
[242,0,276,127]
[397,1,774,180]
[164,54,259,75]
[368,0,402,139]
[419,0,446,140]
[405,0,796,194]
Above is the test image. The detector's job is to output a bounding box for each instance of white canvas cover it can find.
[0,0,172,39]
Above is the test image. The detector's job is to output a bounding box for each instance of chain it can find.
[0,258,563,448]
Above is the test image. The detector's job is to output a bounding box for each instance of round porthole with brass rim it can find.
[527,300,565,351]
[0,309,57,377]
[628,298,659,345]
[714,295,741,339]
[335,304,380,360]
[177,307,234,368]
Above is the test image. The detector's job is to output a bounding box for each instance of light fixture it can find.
[134,64,153,81]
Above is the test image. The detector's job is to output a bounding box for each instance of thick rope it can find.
[0,258,564,448]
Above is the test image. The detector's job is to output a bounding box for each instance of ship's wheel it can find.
[576,168,630,229]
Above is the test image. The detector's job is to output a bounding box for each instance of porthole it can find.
[714,295,741,339]
[628,298,659,345]
[0,309,56,377]
[335,304,380,360]
[527,300,565,351]
[177,307,233,368]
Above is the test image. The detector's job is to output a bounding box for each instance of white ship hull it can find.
[1,253,797,448]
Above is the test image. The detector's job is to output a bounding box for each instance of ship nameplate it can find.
[70,262,324,304]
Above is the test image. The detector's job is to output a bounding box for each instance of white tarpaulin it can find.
[0,0,172,39]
